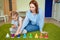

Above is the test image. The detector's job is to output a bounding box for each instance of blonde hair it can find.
[11,11,18,17]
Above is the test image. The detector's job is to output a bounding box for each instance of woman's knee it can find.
[25,25,39,32]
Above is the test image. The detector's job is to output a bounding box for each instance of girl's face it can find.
[12,15,18,21]
[30,3,36,13]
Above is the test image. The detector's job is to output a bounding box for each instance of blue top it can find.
[21,8,44,32]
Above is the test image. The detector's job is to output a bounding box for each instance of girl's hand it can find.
[15,31,21,36]
[12,24,16,28]
[15,32,19,36]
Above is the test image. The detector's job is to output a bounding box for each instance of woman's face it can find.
[30,3,36,13]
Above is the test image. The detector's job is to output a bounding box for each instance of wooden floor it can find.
[45,18,60,27]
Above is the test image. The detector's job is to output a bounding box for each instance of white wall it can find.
[0,0,4,20]
[16,0,45,13]
[52,2,60,21]
[0,0,4,16]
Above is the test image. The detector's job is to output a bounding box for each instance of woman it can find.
[15,0,44,36]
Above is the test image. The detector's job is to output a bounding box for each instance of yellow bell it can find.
[35,33,38,38]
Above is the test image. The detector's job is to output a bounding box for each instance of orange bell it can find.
[40,33,43,38]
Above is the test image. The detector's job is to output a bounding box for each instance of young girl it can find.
[10,11,27,38]
[15,0,44,36]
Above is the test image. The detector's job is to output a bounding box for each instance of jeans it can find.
[24,21,39,32]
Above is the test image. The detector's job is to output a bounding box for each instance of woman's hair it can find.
[11,11,18,16]
[29,0,39,13]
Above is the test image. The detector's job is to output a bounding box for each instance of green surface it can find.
[0,23,60,40]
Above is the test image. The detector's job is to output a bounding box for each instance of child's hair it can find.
[11,11,18,17]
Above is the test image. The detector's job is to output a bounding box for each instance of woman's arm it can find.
[20,12,30,33]
[38,10,45,32]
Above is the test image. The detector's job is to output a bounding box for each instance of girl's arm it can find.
[15,11,29,35]
[11,24,16,28]
[15,17,23,35]
[11,20,16,28]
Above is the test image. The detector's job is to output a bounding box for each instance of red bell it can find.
[44,33,48,39]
